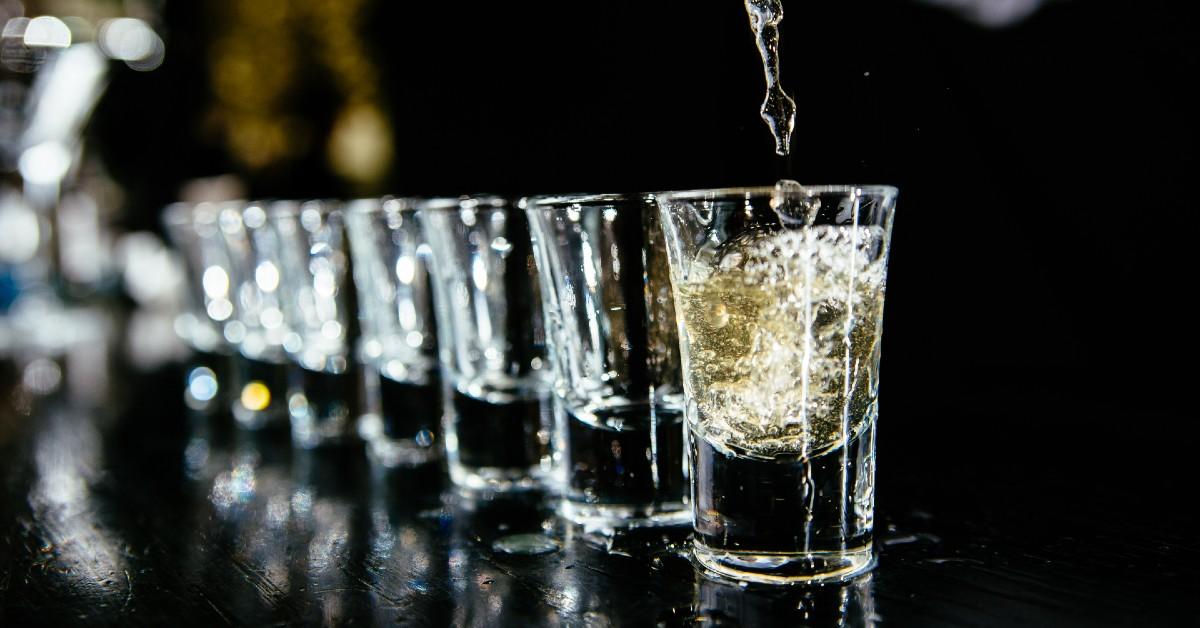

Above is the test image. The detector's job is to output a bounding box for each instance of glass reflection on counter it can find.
[692,569,877,627]
[174,398,882,627]
[186,427,375,623]
[448,490,561,626]
[365,464,453,624]
[27,407,129,604]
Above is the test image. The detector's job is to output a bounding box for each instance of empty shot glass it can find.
[163,201,238,416]
[656,183,898,583]
[269,200,363,449]
[219,200,293,431]
[419,196,553,492]
[163,202,236,355]
[345,197,442,467]
[524,193,689,529]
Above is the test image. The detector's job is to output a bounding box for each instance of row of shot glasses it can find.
[165,194,684,527]
[165,186,898,583]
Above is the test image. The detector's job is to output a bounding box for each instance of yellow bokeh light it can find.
[240,381,272,411]
[328,102,393,185]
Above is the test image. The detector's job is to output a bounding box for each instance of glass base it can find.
[231,355,291,431]
[448,461,549,494]
[561,500,691,533]
[368,434,443,468]
[359,412,441,468]
[291,417,359,450]
[232,403,288,431]
[693,542,875,584]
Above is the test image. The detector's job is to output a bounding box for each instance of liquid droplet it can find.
[491,533,561,556]
[770,179,818,226]
[490,236,513,257]
[710,303,730,328]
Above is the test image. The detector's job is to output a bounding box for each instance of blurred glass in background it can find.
[1,1,178,425]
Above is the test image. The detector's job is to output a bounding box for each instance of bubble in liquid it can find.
[710,303,730,328]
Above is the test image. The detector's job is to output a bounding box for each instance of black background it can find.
[96,0,1196,423]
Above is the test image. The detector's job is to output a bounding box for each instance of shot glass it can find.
[524,193,688,529]
[345,197,442,467]
[656,183,898,583]
[268,200,363,449]
[419,196,553,492]
[163,201,238,416]
[163,202,236,354]
[218,200,293,431]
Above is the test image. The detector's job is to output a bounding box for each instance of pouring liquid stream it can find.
[745,0,797,157]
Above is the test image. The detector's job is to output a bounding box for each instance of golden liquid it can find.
[676,225,887,458]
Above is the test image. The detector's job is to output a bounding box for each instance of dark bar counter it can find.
[1,349,1195,627]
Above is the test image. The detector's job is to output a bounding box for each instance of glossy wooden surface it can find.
[1,354,1195,627]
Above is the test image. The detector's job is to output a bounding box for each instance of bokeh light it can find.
[240,381,271,411]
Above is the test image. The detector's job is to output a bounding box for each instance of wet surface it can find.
[1,358,1197,626]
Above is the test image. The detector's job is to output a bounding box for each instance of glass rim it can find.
[344,195,422,216]
[162,200,244,226]
[161,201,191,226]
[520,192,652,209]
[415,194,508,212]
[655,184,898,202]
[265,198,341,218]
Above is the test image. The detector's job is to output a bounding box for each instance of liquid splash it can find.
[745,0,797,156]
[770,179,817,226]
[677,220,887,458]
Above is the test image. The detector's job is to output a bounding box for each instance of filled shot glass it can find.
[346,197,442,467]
[419,196,553,491]
[524,193,688,529]
[269,200,363,449]
[656,183,898,583]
